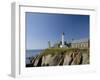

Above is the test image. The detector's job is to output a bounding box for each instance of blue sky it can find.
[26,12,89,50]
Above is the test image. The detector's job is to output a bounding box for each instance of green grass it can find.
[39,48,89,57]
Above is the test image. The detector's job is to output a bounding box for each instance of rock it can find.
[82,53,89,64]
[63,53,72,65]
[30,48,89,67]
[71,52,82,65]
[33,57,39,66]
[52,54,63,66]
[41,54,52,66]
[32,56,42,67]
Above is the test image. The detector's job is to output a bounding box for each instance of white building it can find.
[71,38,89,48]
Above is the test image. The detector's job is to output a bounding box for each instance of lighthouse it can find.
[60,32,65,48]
[62,32,65,47]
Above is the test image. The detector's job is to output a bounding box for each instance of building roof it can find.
[71,38,89,43]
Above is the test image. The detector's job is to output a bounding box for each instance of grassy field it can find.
[39,48,89,56]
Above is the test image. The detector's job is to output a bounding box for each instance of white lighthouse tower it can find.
[60,32,65,48]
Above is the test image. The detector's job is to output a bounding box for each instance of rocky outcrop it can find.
[30,48,89,67]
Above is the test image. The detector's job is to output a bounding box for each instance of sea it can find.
[26,49,43,64]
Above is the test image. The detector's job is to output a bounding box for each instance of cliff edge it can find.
[27,48,89,67]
